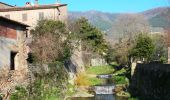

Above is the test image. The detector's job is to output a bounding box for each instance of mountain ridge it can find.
[69,6,170,30]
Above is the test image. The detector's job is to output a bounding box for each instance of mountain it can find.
[142,7,170,28]
[69,7,170,30]
[69,11,120,31]
[69,7,170,44]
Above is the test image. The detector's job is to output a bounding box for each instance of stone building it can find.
[0,1,67,30]
[0,16,29,95]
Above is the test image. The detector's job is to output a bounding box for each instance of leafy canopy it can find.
[131,33,155,61]
[71,17,108,55]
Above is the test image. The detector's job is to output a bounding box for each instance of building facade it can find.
[0,1,67,30]
[0,16,29,95]
[0,16,29,71]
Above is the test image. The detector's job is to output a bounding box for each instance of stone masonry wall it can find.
[130,63,170,100]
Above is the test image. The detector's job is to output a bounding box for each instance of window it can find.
[22,14,27,21]
[39,12,44,20]
[26,31,28,38]
[10,51,17,70]
[5,14,10,19]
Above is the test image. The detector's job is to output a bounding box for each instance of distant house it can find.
[0,0,67,31]
[0,16,29,72]
[150,27,165,35]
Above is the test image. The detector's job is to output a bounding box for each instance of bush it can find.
[113,76,127,84]
[74,73,90,86]
[10,62,69,100]
[10,86,28,100]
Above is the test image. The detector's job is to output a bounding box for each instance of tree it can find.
[111,14,150,42]
[68,17,108,55]
[164,28,170,47]
[151,34,168,63]
[28,20,71,99]
[31,19,71,63]
[131,33,155,61]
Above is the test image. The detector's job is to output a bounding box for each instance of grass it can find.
[86,65,115,75]
[113,68,127,75]
[74,73,104,86]
[112,68,129,85]
[88,77,104,86]
[112,76,127,84]
[76,65,128,86]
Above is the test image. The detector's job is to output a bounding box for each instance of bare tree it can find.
[165,28,170,46]
[111,14,150,42]
[30,20,69,64]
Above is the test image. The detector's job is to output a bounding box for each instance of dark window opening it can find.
[39,12,44,20]
[27,53,34,63]
[26,31,28,38]
[22,14,27,21]
[10,51,17,70]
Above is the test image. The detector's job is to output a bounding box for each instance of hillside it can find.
[69,11,120,31]
[69,7,170,44]
[142,7,170,28]
[69,7,170,30]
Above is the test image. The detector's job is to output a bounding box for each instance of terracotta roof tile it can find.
[0,4,67,12]
[0,2,14,7]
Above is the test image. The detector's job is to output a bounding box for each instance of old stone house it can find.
[0,16,29,94]
[0,1,67,30]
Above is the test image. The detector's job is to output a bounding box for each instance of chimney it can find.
[25,2,32,7]
[34,0,39,6]
[56,0,60,4]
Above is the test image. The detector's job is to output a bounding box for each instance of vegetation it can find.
[10,20,72,100]
[74,73,90,86]
[131,33,155,61]
[10,86,28,100]
[111,14,150,41]
[69,17,108,55]
[88,77,104,86]
[151,34,168,63]
[11,62,69,100]
[86,65,115,75]
[74,73,104,86]
[30,20,71,63]
[8,13,169,100]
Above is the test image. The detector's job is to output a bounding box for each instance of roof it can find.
[0,16,29,27]
[0,2,14,7]
[0,4,67,12]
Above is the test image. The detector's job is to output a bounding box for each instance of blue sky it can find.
[1,0,170,13]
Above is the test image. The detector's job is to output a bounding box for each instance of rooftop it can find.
[0,2,14,7]
[0,16,29,27]
[0,3,67,12]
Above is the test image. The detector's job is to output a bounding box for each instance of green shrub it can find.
[10,86,28,100]
[112,76,127,84]
[86,65,115,74]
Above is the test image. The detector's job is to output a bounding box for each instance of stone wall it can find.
[0,26,28,98]
[130,63,170,100]
[91,58,107,66]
